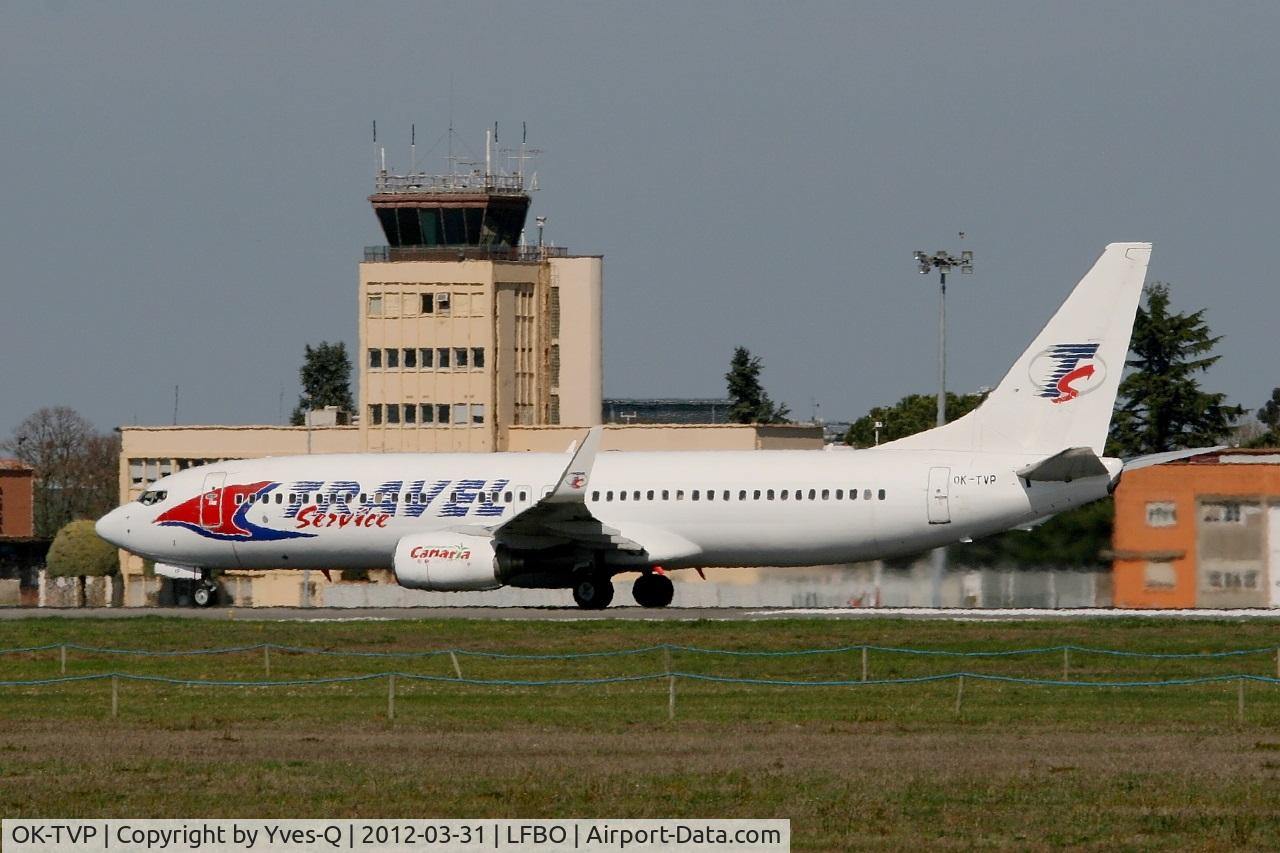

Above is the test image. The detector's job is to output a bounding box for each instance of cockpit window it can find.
[138,490,168,506]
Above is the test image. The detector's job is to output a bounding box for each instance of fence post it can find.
[388,674,396,721]
[1237,678,1244,726]
[954,675,964,715]
[449,651,463,679]
[664,646,675,722]
[111,676,119,719]
[264,645,271,677]
[1062,647,1070,681]
[1275,648,1279,680]
[60,644,67,675]
[861,646,868,682]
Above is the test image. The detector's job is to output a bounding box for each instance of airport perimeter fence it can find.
[2,641,1279,722]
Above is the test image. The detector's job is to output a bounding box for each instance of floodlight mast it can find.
[912,244,974,607]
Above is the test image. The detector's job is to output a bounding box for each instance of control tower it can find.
[359,129,602,452]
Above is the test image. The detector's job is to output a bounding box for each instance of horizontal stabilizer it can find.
[1016,447,1109,482]
[1122,446,1225,473]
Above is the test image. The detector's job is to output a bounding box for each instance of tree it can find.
[1,407,120,538]
[1250,387,1280,447]
[950,498,1114,569]
[1108,283,1242,456]
[843,392,985,447]
[725,347,790,424]
[290,342,355,425]
[45,520,118,577]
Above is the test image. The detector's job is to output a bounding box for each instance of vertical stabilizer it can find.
[884,242,1152,456]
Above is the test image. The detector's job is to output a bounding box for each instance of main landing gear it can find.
[571,574,615,610]
[192,578,219,607]
[632,572,674,608]
[570,571,675,610]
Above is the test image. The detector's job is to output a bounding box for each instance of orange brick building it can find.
[0,460,34,539]
[1112,450,1280,608]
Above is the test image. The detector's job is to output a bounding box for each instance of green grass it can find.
[1,616,1278,850]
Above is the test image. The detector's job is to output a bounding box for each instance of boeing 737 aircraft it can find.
[98,242,1184,608]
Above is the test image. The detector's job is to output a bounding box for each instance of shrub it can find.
[46,520,119,577]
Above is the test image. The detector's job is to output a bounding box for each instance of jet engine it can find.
[393,533,507,591]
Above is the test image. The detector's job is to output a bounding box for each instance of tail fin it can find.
[885,242,1151,456]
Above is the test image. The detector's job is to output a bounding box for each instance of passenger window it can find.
[739,490,747,500]
[821,489,829,500]
[809,489,817,500]
[619,491,627,501]
[795,490,803,501]
[864,489,873,501]
[767,489,775,500]
[235,495,244,505]
[676,490,685,500]
[753,490,761,500]
[591,491,600,501]
[706,490,714,501]
[519,491,528,501]
[606,491,614,501]
[504,491,513,503]
[835,489,843,499]
[878,489,886,500]
[633,491,641,501]
[781,490,789,500]
[662,490,670,500]
[851,489,858,500]
[692,491,700,501]
[647,490,655,500]
[723,490,730,501]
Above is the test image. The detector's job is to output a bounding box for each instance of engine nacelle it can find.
[393,533,503,591]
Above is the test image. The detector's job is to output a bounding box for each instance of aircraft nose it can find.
[95,508,130,549]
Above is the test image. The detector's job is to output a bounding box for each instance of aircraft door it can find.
[927,467,951,524]
[199,472,227,529]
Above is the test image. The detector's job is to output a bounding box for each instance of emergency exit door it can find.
[927,467,951,524]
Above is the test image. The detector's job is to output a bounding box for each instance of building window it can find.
[1146,502,1177,527]
[421,293,434,314]
[436,404,450,424]
[436,348,450,369]
[1202,502,1244,524]
[436,293,451,314]
[403,404,416,424]
[454,348,468,368]
[403,348,417,369]
[452,404,468,425]
[472,347,485,369]
[1144,561,1176,590]
[420,403,434,424]
[367,295,383,317]
[368,404,382,426]
[385,348,399,369]
[386,404,400,425]
[367,348,382,369]
[420,348,433,368]
[471,404,485,425]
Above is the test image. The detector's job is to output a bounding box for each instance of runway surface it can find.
[2,606,1279,621]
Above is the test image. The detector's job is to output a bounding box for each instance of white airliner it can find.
[98,242,1188,609]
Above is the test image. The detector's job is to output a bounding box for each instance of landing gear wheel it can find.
[192,582,218,608]
[572,575,614,609]
[632,573,675,608]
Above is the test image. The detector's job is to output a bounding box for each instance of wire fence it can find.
[3,641,1278,722]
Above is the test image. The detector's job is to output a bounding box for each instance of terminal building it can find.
[115,135,821,604]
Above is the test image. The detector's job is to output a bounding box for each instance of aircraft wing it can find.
[483,427,646,553]
[1121,446,1225,472]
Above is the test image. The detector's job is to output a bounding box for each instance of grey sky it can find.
[2,2,1276,437]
